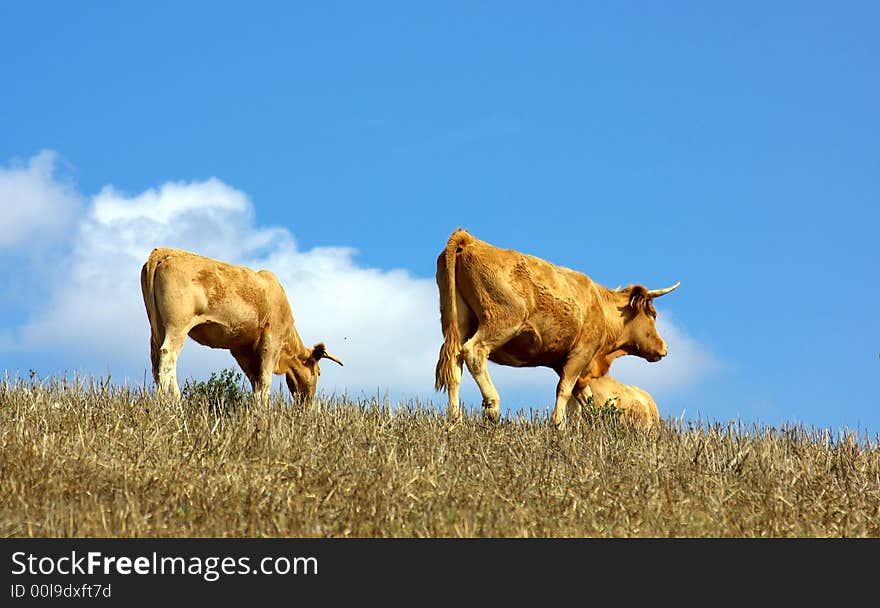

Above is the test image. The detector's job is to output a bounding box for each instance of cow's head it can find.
[615,282,680,363]
[284,342,344,400]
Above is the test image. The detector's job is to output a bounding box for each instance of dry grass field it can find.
[2,375,878,538]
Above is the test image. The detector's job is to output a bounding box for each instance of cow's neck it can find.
[597,286,637,356]
[278,331,310,371]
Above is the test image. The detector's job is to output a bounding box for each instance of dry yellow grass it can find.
[2,376,878,537]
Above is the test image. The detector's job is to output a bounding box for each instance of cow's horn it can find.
[646,281,681,298]
[321,352,344,366]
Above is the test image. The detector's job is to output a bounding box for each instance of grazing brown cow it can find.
[434,228,679,428]
[140,248,342,403]
[576,375,660,428]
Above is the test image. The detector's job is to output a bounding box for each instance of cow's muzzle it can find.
[645,346,666,363]
[649,345,668,362]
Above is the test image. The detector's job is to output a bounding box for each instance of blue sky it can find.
[1,2,878,435]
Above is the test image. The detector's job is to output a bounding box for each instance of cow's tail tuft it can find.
[140,249,165,384]
[434,229,471,392]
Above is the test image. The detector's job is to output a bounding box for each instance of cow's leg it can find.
[252,328,280,406]
[252,370,273,405]
[157,330,188,399]
[462,351,499,422]
[461,326,519,423]
[550,353,592,429]
[569,374,594,417]
[571,375,593,409]
[230,348,259,393]
[446,356,464,423]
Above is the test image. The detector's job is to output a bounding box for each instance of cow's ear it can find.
[627,285,649,312]
[310,342,344,366]
[285,370,300,395]
[310,342,327,361]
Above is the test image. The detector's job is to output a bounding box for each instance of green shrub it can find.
[181,368,247,410]
[581,395,622,423]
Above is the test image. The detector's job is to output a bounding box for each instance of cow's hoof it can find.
[445,414,462,431]
[483,407,500,424]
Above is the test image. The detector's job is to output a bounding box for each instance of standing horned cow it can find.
[434,228,679,428]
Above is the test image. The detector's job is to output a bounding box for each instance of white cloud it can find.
[0,150,82,249]
[1,150,719,411]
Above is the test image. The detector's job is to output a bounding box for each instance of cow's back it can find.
[452,233,601,366]
[458,237,590,294]
[147,248,288,349]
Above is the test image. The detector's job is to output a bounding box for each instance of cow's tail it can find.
[140,249,165,384]
[434,229,471,392]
